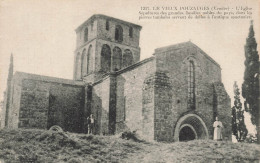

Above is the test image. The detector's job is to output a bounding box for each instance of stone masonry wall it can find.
[154,42,229,141]
[142,73,155,141]
[96,17,141,48]
[115,58,155,137]
[7,78,22,128]
[91,77,111,135]
[18,79,85,133]
[213,82,232,140]
[153,72,173,142]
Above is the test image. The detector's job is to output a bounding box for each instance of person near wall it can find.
[88,114,95,134]
[213,116,223,141]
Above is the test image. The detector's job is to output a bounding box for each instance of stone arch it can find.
[123,49,133,68]
[112,47,122,71]
[75,52,82,80]
[87,45,93,74]
[179,124,198,141]
[101,44,111,72]
[174,113,209,142]
[84,27,88,42]
[115,25,123,42]
[81,49,87,77]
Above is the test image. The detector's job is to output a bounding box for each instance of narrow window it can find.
[129,27,133,38]
[76,52,82,79]
[112,47,122,71]
[115,25,123,42]
[188,60,196,109]
[124,96,126,121]
[101,44,111,72]
[91,22,94,31]
[81,49,87,77]
[106,20,109,30]
[122,49,133,68]
[84,27,88,42]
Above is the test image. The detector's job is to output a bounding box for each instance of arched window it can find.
[115,25,123,42]
[188,60,196,109]
[87,45,93,74]
[106,20,109,30]
[112,47,122,71]
[84,27,88,42]
[129,27,133,38]
[81,49,87,77]
[76,52,82,80]
[101,44,111,72]
[123,49,133,68]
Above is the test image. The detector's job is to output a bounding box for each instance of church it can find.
[2,14,231,142]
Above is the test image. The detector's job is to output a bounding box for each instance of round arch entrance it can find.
[174,113,209,142]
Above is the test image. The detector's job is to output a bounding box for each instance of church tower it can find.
[73,14,142,83]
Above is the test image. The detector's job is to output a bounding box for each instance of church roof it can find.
[154,41,221,68]
[75,14,142,32]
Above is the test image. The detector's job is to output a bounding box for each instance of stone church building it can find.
[2,14,231,142]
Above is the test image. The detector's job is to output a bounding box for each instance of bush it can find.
[121,131,142,142]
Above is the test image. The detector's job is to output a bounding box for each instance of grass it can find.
[0,129,259,163]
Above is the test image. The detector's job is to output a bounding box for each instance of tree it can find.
[232,82,248,142]
[242,21,259,143]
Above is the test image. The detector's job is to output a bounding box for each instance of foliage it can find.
[242,21,259,143]
[232,82,248,142]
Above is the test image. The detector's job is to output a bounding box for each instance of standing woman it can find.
[213,117,223,141]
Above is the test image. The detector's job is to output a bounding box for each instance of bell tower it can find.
[73,14,142,83]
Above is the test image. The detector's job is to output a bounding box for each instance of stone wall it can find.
[213,82,232,140]
[7,72,85,133]
[95,39,140,72]
[96,16,141,48]
[153,72,173,141]
[91,77,111,135]
[76,19,98,49]
[115,57,155,137]
[153,42,230,141]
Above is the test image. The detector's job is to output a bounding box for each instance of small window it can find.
[84,27,88,42]
[106,20,109,30]
[129,27,133,38]
[115,25,123,42]
[91,22,94,31]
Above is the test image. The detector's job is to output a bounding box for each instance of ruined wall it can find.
[7,77,22,129]
[7,72,85,133]
[91,77,111,135]
[115,58,155,138]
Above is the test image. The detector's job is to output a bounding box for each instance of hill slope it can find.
[0,129,259,163]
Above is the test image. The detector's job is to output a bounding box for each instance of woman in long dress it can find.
[213,117,223,141]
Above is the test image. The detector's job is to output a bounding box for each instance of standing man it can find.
[88,114,94,134]
[213,116,223,141]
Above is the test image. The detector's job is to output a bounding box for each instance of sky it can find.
[0,0,259,134]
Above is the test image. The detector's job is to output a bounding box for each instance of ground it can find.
[0,129,259,163]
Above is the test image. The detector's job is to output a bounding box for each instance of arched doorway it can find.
[174,113,209,142]
[179,124,197,141]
